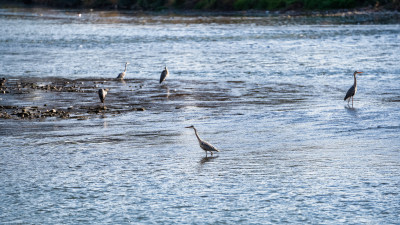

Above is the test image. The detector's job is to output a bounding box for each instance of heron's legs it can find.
[210,152,213,156]
[352,96,354,107]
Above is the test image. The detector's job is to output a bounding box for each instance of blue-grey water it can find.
[1,8,400,224]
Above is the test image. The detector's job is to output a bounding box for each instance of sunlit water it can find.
[1,8,400,224]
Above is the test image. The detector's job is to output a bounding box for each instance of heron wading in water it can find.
[185,125,220,157]
[344,71,363,107]
[117,62,129,79]
[98,88,109,108]
[159,66,169,84]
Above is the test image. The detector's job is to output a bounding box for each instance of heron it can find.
[117,62,129,79]
[159,66,169,84]
[0,78,6,86]
[185,125,220,157]
[344,71,363,107]
[98,88,109,107]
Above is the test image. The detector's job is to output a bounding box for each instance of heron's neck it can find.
[353,74,357,87]
[124,64,128,72]
[193,128,201,143]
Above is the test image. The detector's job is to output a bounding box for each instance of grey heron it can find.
[185,125,220,157]
[117,62,129,79]
[0,78,6,86]
[159,66,169,84]
[98,88,109,107]
[344,71,363,107]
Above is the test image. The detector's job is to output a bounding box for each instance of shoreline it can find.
[0,1,399,18]
[1,6,399,25]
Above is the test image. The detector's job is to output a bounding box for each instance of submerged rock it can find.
[0,112,11,119]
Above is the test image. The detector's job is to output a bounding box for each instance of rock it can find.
[16,112,29,118]
[0,112,11,119]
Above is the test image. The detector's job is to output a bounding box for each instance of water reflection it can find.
[164,86,170,99]
[199,156,219,165]
[344,105,359,117]
[117,79,126,85]
[102,120,108,129]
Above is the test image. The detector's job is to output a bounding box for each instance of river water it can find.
[0,8,399,224]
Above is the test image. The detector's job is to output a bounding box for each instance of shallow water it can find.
[1,8,400,224]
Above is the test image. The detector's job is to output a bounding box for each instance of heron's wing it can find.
[159,70,168,83]
[344,85,355,100]
[117,72,125,79]
[201,140,220,152]
[98,89,104,103]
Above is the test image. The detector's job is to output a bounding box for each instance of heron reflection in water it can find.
[199,155,219,165]
[98,88,109,108]
[117,62,129,79]
[185,125,220,157]
[344,71,363,107]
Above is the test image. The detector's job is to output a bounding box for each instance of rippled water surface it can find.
[1,8,400,224]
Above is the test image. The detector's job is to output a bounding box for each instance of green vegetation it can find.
[15,0,400,11]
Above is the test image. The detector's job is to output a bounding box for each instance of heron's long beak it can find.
[357,71,363,74]
[185,126,193,128]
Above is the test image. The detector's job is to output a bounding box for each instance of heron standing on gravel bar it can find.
[159,66,169,84]
[98,88,109,107]
[185,125,220,157]
[117,62,129,79]
[0,78,6,86]
[344,71,363,107]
